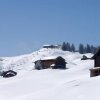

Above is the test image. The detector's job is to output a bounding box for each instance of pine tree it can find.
[83,46,87,53]
[62,42,67,51]
[71,44,75,52]
[66,42,71,51]
[86,44,91,53]
[79,44,84,54]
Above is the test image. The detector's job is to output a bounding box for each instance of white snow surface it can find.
[0,48,99,100]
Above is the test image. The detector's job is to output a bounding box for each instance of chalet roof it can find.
[43,45,61,48]
[90,67,100,70]
[43,45,60,47]
[34,59,56,63]
[43,56,57,60]
[34,56,67,63]
[92,49,100,59]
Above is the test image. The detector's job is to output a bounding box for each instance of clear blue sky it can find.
[0,0,100,56]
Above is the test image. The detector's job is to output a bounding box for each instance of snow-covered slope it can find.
[0,48,98,100]
[0,48,93,71]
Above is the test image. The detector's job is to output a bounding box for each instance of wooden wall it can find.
[95,56,100,67]
[42,60,56,69]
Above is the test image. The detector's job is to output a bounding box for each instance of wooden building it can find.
[43,45,61,49]
[34,59,56,70]
[91,49,100,67]
[34,56,66,70]
[53,56,66,69]
[90,49,100,77]
[90,67,100,77]
[81,55,91,60]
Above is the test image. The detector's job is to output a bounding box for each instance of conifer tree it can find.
[79,44,84,54]
[66,42,71,51]
[86,44,91,53]
[71,44,75,52]
[62,42,67,51]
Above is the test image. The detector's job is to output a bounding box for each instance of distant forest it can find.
[61,42,99,54]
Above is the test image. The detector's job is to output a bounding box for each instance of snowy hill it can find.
[0,48,99,100]
[0,48,93,71]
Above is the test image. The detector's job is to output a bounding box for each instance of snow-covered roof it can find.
[42,56,57,60]
[43,45,51,46]
[43,45,61,47]
[90,67,100,70]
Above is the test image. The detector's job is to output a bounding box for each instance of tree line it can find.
[61,42,98,54]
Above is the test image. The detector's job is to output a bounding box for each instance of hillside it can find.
[0,48,99,100]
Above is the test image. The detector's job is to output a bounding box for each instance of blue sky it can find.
[0,0,100,56]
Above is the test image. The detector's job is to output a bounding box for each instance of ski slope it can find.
[0,48,99,100]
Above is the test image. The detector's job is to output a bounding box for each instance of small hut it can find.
[34,59,56,70]
[81,55,90,60]
[90,67,100,77]
[90,49,100,77]
[43,45,61,49]
[91,49,100,67]
[53,56,66,69]
[34,56,66,70]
